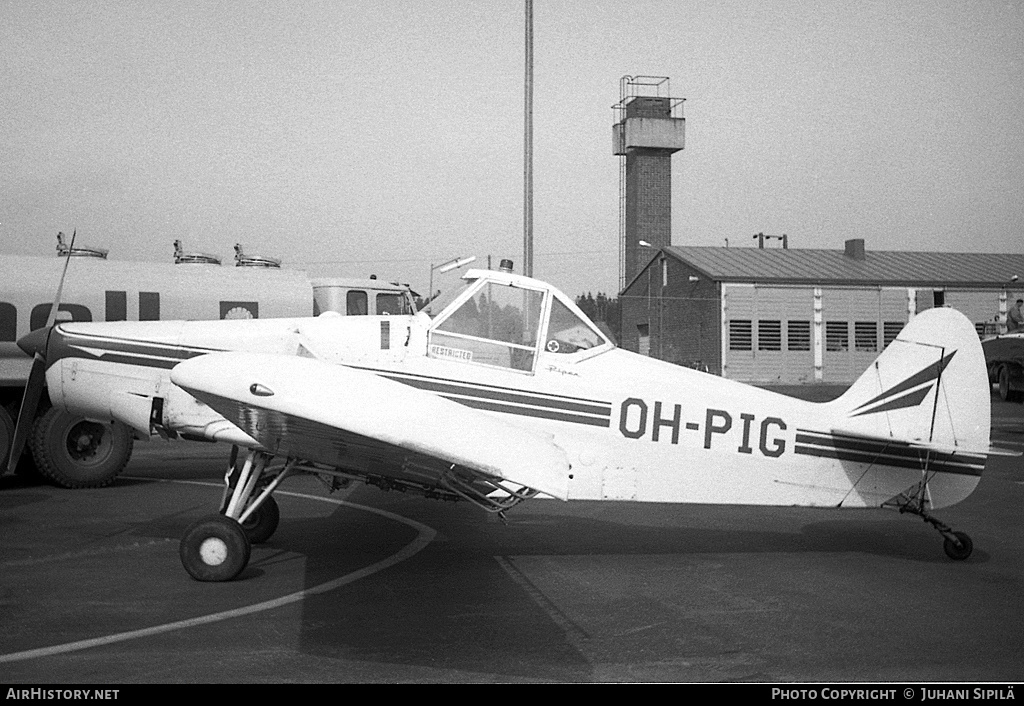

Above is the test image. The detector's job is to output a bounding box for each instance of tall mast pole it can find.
[523,0,534,277]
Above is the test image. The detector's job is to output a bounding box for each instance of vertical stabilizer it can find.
[829,307,991,508]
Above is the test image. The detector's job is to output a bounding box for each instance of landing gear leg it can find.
[180,449,294,581]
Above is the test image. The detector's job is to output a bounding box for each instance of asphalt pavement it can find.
[1,392,1022,683]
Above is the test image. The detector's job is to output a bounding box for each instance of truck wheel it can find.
[997,366,1022,402]
[998,366,1011,401]
[2,402,40,478]
[30,407,134,488]
[0,405,13,473]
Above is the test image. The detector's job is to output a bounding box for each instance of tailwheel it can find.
[943,531,973,561]
[241,495,280,544]
[888,482,976,562]
[180,514,251,582]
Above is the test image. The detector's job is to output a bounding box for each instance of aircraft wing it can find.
[169,352,571,500]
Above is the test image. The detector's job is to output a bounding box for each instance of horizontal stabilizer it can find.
[829,427,1019,459]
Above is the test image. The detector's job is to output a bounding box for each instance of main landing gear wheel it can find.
[943,531,973,561]
[180,514,252,582]
[241,495,280,544]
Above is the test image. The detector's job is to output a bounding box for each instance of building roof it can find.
[659,245,1024,288]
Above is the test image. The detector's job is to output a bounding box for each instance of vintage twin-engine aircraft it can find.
[19,261,1001,580]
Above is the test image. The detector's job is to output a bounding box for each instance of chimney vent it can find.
[844,239,866,260]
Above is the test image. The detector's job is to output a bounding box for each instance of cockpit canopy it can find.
[425,269,611,373]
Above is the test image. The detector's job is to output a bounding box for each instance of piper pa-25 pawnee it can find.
[13,261,1007,580]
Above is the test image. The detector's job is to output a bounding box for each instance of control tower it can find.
[613,76,686,291]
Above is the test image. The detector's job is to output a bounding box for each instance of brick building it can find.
[620,240,1024,384]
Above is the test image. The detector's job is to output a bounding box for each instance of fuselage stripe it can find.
[53,336,613,427]
[448,396,612,427]
[379,374,612,417]
[58,331,219,363]
[353,365,611,406]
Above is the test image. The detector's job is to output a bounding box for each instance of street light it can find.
[429,256,477,304]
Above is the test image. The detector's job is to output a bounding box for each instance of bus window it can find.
[377,292,408,315]
[346,291,368,316]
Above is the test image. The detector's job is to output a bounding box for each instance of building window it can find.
[854,321,878,352]
[637,323,650,357]
[787,320,811,351]
[758,320,782,351]
[883,321,904,348]
[825,321,849,352]
[729,320,752,351]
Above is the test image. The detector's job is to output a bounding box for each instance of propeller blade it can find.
[4,230,77,473]
[46,229,76,329]
[6,354,47,473]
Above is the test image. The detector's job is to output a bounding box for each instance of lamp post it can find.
[1000,275,1020,334]
[637,240,666,357]
[429,256,477,305]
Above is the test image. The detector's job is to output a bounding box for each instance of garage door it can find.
[723,285,814,383]
[820,287,909,383]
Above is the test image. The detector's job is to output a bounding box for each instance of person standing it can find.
[1008,298,1024,333]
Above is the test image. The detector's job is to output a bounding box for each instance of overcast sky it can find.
[2,0,1022,298]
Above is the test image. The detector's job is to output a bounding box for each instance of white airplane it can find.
[14,261,1006,581]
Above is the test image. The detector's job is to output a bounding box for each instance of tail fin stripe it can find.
[852,351,956,414]
[850,386,932,417]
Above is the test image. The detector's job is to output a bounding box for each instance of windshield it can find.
[429,281,545,372]
[423,279,475,317]
[542,297,606,353]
